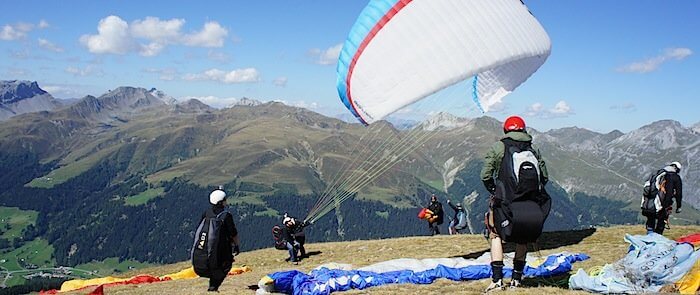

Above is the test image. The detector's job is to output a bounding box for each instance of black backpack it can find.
[191,210,229,276]
[507,143,542,199]
[491,138,550,243]
[272,225,287,250]
[641,169,666,216]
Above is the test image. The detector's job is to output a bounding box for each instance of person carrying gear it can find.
[644,162,683,234]
[191,189,241,292]
[480,115,551,292]
[426,195,444,235]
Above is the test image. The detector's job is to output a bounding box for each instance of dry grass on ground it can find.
[63,225,700,295]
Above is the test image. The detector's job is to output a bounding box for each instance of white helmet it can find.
[209,189,226,205]
[670,161,682,171]
[283,217,294,226]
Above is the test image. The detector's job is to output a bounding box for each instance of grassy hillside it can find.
[62,225,700,294]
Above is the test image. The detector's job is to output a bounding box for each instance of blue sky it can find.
[1,1,698,132]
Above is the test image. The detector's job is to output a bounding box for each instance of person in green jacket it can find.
[481,115,551,292]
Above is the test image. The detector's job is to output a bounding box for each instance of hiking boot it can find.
[207,286,219,292]
[509,279,521,289]
[483,279,504,293]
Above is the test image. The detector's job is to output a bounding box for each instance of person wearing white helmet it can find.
[194,188,241,292]
[644,162,683,235]
[281,216,299,264]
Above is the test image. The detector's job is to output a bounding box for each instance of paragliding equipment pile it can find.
[305,0,552,224]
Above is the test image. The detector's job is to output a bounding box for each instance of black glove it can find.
[483,179,496,194]
[301,220,311,228]
[232,245,240,256]
[676,207,682,213]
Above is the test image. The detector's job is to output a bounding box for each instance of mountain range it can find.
[0,81,698,281]
[0,80,63,121]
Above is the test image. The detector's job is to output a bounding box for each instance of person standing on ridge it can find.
[282,216,302,264]
[192,189,241,292]
[447,199,467,235]
[644,161,683,234]
[427,194,444,235]
[480,115,551,292]
[283,213,308,259]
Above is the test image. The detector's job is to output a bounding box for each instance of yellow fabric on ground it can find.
[59,265,252,292]
[677,257,700,294]
[162,267,198,280]
[60,276,130,292]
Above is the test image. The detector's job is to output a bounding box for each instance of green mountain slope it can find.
[1,87,699,292]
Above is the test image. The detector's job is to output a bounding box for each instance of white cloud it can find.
[143,68,178,81]
[181,21,228,47]
[65,65,103,77]
[309,43,342,65]
[617,47,693,73]
[525,102,543,117]
[38,38,64,52]
[550,101,572,115]
[130,17,185,41]
[38,20,50,29]
[272,77,287,87]
[80,16,228,56]
[207,50,230,63]
[271,99,319,110]
[6,67,30,76]
[182,68,260,84]
[41,83,95,98]
[139,42,166,56]
[0,20,49,41]
[181,95,239,108]
[610,102,637,113]
[8,49,29,59]
[1,24,30,40]
[525,100,574,118]
[79,15,134,54]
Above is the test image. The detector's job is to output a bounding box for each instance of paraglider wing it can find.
[336,0,551,124]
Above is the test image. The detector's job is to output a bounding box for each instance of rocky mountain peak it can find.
[148,88,177,105]
[227,97,262,107]
[174,98,214,113]
[613,119,691,150]
[419,112,470,131]
[1,80,48,104]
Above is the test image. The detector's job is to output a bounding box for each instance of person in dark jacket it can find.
[447,199,467,234]
[481,115,550,292]
[646,162,683,234]
[426,195,444,235]
[283,214,307,259]
[200,189,240,292]
[282,217,302,264]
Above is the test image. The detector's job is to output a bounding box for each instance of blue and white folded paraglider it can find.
[256,252,588,295]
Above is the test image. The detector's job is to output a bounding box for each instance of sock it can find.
[491,261,504,282]
[513,260,526,281]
